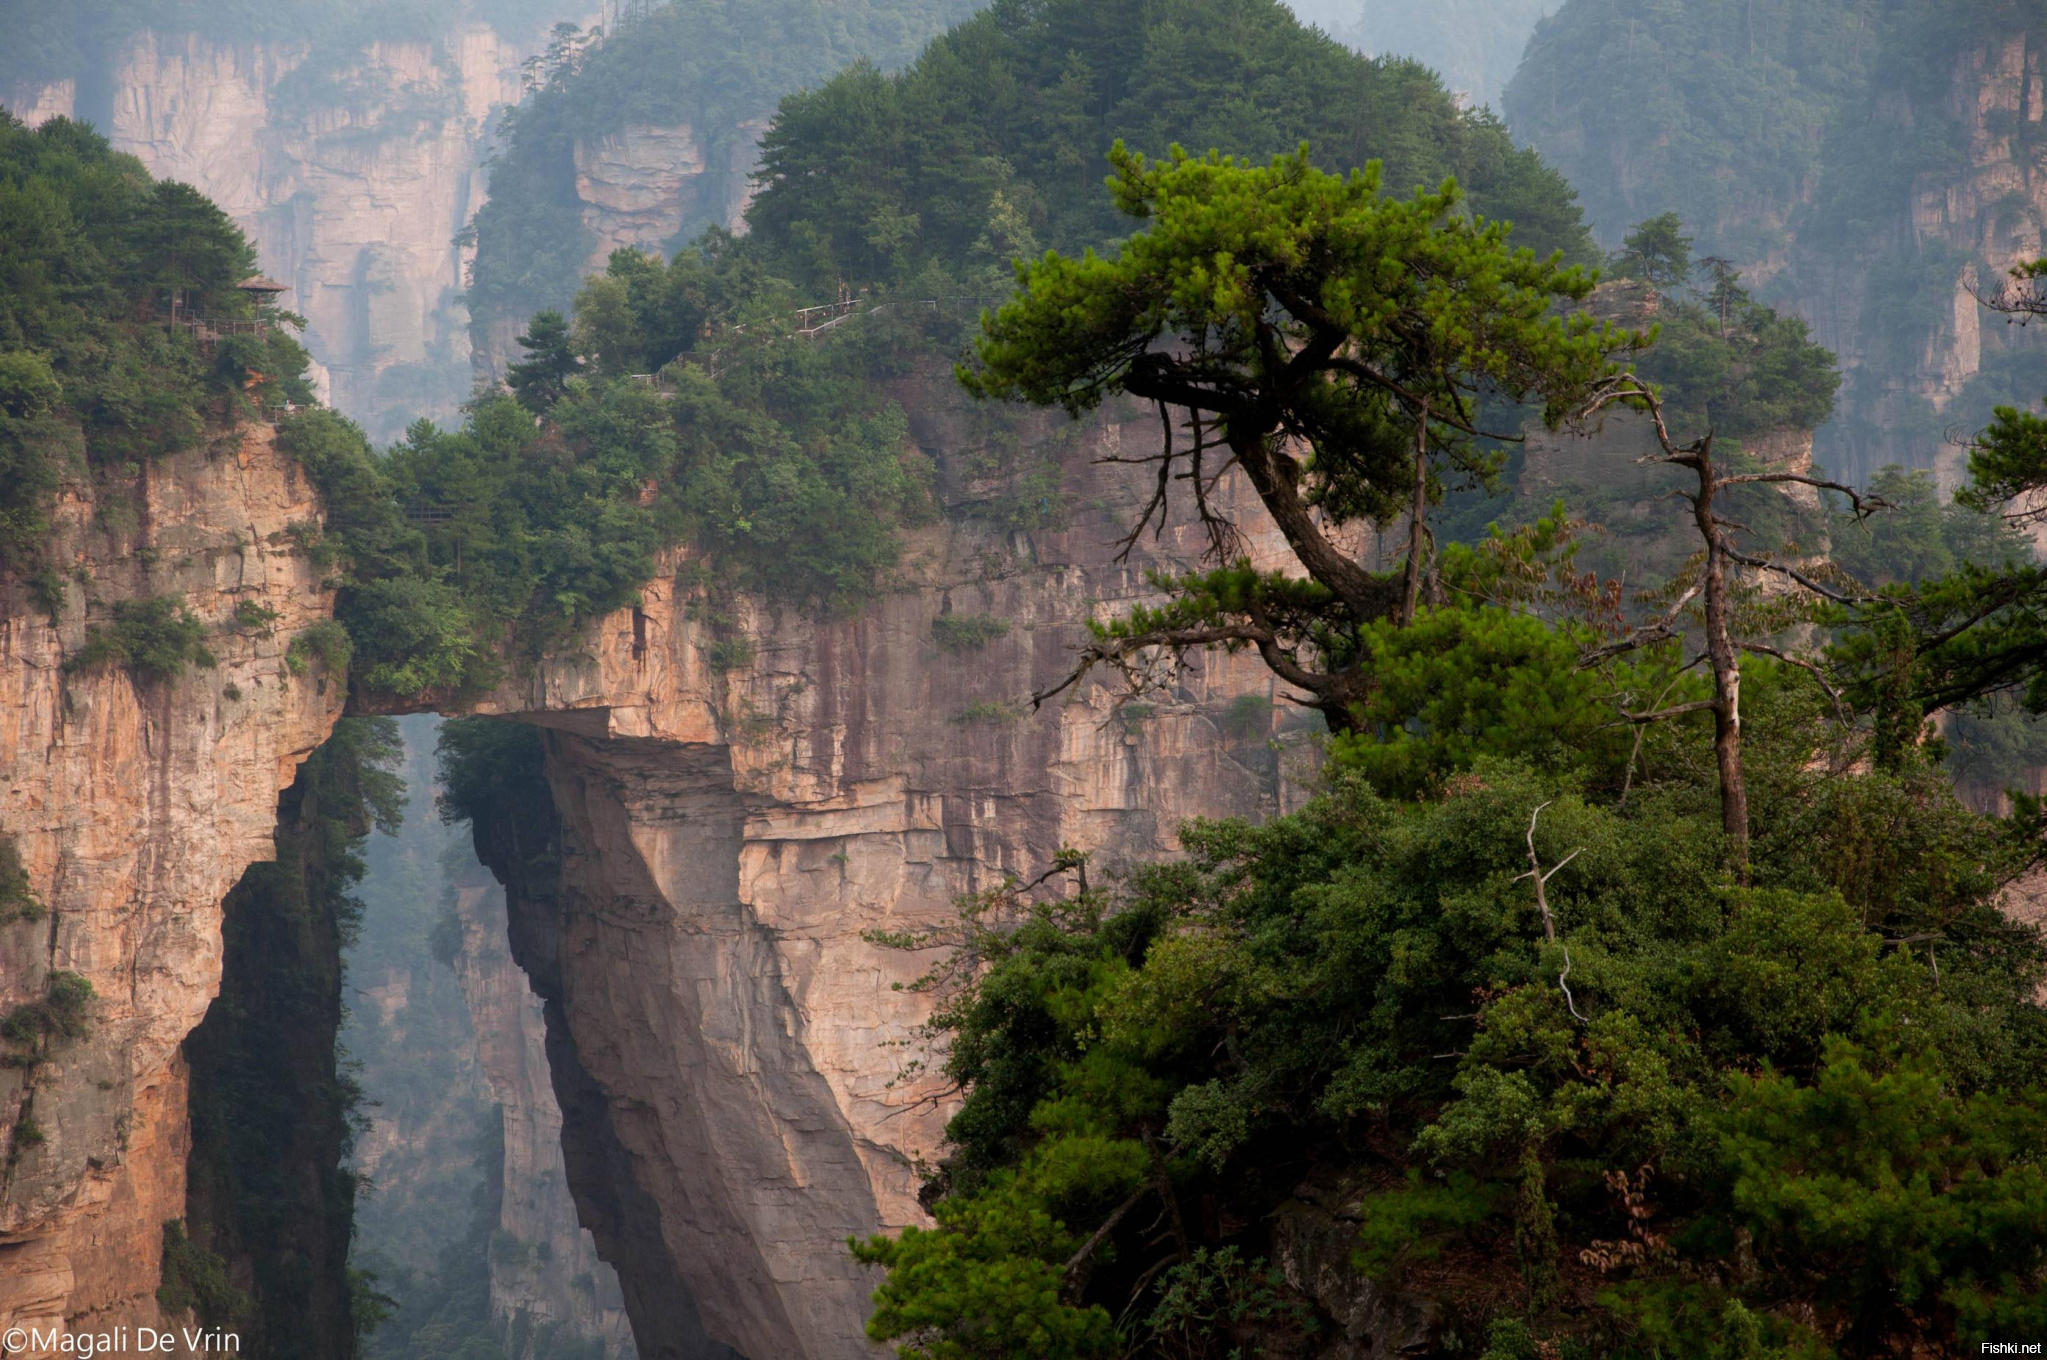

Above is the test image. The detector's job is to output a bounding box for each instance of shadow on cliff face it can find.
[437,718,744,1360]
[180,715,717,1360]
[179,718,406,1359]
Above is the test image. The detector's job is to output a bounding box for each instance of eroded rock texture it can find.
[0,425,343,1354]
[448,395,1318,1359]
[572,119,767,275]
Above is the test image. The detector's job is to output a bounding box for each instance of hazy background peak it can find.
[1283,0,1550,110]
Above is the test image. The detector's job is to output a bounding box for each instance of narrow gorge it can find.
[5,2,2045,1358]
[0,386,1315,1357]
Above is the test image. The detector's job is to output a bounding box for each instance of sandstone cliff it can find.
[0,366,1316,1358]
[434,389,1315,1360]
[0,424,344,1353]
[6,18,571,443]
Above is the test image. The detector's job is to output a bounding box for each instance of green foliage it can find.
[0,829,42,925]
[705,636,756,672]
[287,619,355,681]
[1,971,95,1059]
[1835,467,2030,589]
[1833,396,2047,717]
[1715,1036,2047,1346]
[750,0,1595,293]
[856,725,2047,1354]
[345,576,489,701]
[0,348,61,417]
[1330,603,1687,797]
[656,346,931,608]
[504,309,578,414]
[931,614,1009,652]
[963,144,1629,730]
[1962,391,2047,521]
[66,595,216,683]
[1610,212,1693,288]
[1144,1247,1317,1355]
[158,1219,253,1328]
[1353,1171,1500,1279]
[1623,247,1839,442]
[0,113,312,572]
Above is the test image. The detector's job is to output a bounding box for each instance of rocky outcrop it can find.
[573,119,767,275]
[0,424,344,1354]
[6,19,568,442]
[450,877,639,1359]
[1272,1184,1441,1360]
[443,392,1316,1359]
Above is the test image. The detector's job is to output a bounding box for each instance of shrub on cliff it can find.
[0,113,314,573]
[65,594,216,684]
[0,830,42,925]
[1,970,96,1063]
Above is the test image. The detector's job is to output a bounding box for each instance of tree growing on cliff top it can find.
[962,143,1640,733]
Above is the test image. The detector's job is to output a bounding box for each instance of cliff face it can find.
[0,424,344,1353]
[449,393,1313,1360]
[1791,29,2047,486]
[572,120,766,273]
[450,877,639,1359]
[0,377,1309,1360]
[6,20,564,443]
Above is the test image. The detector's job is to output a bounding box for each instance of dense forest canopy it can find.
[745,0,1595,291]
[0,111,311,570]
[840,105,2047,1360]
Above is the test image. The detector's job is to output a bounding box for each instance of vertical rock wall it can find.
[1790,30,2047,487]
[450,395,1320,1359]
[450,877,640,1359]
[0,424,344,1354]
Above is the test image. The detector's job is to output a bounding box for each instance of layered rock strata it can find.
[0,376,1318,1357]
[0,424,343,1354]
[445,396,1318,1359]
